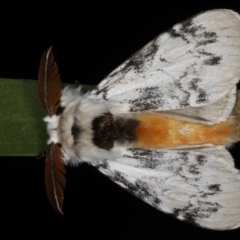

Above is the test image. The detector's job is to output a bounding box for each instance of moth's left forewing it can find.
[94,146,240,230]
[90,9,240,124]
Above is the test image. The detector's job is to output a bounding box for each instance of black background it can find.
[1,2,240,239]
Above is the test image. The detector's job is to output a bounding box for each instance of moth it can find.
[38,9,240,230]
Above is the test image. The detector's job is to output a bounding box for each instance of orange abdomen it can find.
[134,114,234,148]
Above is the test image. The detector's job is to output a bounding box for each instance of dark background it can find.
[1,2,240,238]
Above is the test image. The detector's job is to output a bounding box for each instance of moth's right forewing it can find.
[91,9,240,124]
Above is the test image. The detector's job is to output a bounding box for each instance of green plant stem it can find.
[0,78,94,156]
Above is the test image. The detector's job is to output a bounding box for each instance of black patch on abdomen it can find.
[92,113,117,150]
[114,117,139,143]
[92,113,139,150]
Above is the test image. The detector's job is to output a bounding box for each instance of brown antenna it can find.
[38,47,66,214]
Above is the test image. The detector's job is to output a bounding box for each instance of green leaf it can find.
[0,79,94,156]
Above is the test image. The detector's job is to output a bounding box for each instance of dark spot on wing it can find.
[202,31,217,39]
[196,38,217,47]
[159,56,167,62]
[196,89,208,103]
[196,31,218,47]
[173,206,199,226]
[208,184,221,193]
[180,18,198,36]
[96,160,109,169]
[169,28,188,42]
[143,40,159,59]
[127,148,163,169]
[95,86,110,100]
[203,56,222,66]
[199,184,221,198]
[174,206,204,227]
[129,148,154,158]
[129,86,166,111]
[178,152,189,163]
[111,171,161,208]
[169,14,218,50]
[109,39,159,77]
[199,201,221,213]
[179,91,190,107]
[169,17,197,43]
[189,78,200,91]
[197,50,213,56]
[173,80,191,107]
[189,78,210,104]
[173,195,221,226]
[180,72,187,80]
[189,165,200,175]
[196,155,207,165]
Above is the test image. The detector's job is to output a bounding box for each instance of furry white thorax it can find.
[44,87,130,166]
[54,87,126,165]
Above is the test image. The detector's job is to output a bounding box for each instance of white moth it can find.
[40,9,240,230]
